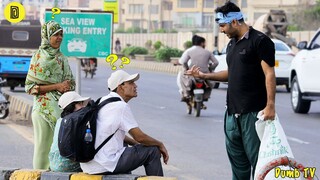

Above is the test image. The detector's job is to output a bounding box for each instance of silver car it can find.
[214,39,295,92]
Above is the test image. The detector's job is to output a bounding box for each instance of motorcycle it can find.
[186,78,209,117]
[175,61,214,117]
[0,78,10,119]
[80,58,97,79]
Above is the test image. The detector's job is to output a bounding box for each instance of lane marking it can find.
[287,136,310,145]
[163,164,181,171]
[6,123,34,144]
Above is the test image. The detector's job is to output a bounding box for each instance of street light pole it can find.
[147,0,151,34]
[213,0,220,54]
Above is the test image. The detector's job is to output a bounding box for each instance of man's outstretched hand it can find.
[184,65,203,78]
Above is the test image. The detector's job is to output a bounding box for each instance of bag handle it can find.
[95,129,119,155]
[96,97,121,110]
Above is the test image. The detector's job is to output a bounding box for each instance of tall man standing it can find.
[186,2,276,180]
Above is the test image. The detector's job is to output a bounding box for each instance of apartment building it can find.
[119,0,173,32]
[172,0,211,31]
[1,0,316,31]
[171,0,316,31]
[171,0,237,31]
[0,0,68,20]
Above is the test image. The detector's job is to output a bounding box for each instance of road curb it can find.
[0,168,177,180]
[95,58,183,75]
[0,168,18,180]
[2,89,33,122]
[41,171,72,180]
[9,169,45,180]
[125,60,182,75]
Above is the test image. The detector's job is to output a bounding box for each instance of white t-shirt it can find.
[80,92,138,174]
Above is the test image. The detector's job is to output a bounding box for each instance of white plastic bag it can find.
[254,113,294,180]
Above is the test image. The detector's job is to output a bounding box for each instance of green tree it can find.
[291,1,320,31]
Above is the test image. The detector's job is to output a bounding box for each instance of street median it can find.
[2,88,33,122]
[0,168,177,180]
[127,60,182,75]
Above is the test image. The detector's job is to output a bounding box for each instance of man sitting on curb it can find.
[80,70,169,176]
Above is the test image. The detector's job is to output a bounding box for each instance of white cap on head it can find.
[108,70,139,91]
[58,91,90,109]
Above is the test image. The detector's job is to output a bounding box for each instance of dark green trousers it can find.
[224,111,261,180]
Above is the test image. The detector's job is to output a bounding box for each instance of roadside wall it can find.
[114,31,316,52]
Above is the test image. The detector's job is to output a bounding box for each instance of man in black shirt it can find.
[186,2,276,180]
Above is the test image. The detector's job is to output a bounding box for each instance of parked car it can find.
[213,39,295,91]
[289,28,320,114]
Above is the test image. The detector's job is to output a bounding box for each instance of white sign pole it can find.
[75,10,81,95]
[76,58,81,95]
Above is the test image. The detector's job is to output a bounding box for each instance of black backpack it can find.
[58,97,121,162]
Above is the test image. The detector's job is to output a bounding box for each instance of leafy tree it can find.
[183,41,193,50]
[290,1,320,31]
[155,47,183,62]
[153,41,163,50]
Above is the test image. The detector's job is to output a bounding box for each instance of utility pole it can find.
[213,0,220,54]
[118,0,122,28]
[140,9,143,34]
[147,0,151,34]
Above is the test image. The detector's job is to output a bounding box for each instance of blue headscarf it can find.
[215,12,243,24]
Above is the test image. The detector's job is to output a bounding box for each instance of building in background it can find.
[0,0,68,20]
[0,0,316,31]
[170,0,316,31]
[244,0,317,25]
[118,0,173,32]
[172,0,215,32]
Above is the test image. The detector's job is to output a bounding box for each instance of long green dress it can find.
[25,20,75,170]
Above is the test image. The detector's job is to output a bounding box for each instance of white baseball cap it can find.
[58,91,91,109]
[108,70,140,91]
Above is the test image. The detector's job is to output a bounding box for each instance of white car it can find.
[289,28,320,113]
[213,39,295,91]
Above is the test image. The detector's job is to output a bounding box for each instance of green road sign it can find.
[45,11,113,58]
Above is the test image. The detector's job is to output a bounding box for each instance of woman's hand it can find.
[57,80,71,93]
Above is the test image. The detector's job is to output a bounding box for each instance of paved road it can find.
[1,60,319,179]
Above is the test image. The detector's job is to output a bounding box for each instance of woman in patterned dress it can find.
[25,20,75,170]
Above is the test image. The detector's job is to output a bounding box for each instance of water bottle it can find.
[84,129,93,143]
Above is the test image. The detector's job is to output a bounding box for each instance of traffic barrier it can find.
[0,168,17,180]
[41,171,73,180]
[0,168,177,180]
[9,169,45,180]
[3,90,33,122]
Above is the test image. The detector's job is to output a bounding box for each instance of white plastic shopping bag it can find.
[254,113,294,180]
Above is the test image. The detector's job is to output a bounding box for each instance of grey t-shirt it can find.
[179,46,219,73]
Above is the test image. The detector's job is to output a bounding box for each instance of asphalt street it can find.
[0,59,319,179]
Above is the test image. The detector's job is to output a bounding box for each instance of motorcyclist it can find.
[177,35,219,106]
[80,57,97,77]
